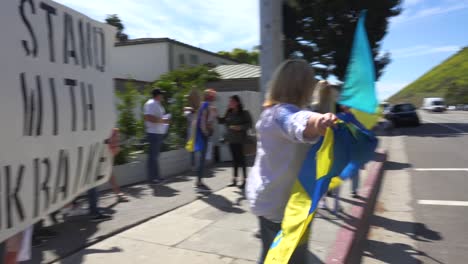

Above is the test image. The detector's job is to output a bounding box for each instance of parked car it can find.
[385,103,420,127]
[380,101,392,115]
[447,105,456,111]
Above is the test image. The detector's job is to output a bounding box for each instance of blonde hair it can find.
[187,88,201,110]
[313,80,338,114]
[263,59,317,108]
[204,88,217,101]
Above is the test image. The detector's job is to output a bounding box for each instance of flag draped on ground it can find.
[185,101,209,152]
[264,10,379,263]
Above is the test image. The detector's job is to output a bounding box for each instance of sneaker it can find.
[332,206,344,216]
[254,231,261,239]
[228,179,237,187]
[65,207,89,217]
[117,193,130,203]
[149,179,165,185]
[195,183,211,192]
[351,191,360,199]
[238,181,246,190]
[34,228,58,239]
[90,213,113,222]
[318,200,328,210]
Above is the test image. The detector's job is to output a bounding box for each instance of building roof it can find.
[213,64,261,80]
[115,38,239,64]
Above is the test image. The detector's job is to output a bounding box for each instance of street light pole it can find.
[259,0,284,108]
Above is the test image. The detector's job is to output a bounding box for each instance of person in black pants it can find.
[218,95,252,189]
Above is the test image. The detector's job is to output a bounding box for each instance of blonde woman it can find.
[246,60,337,263]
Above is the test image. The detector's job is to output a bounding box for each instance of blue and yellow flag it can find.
[339,10,379,129]
[264,121,377,263]
[185,102,209,152]
[264,10,380,263]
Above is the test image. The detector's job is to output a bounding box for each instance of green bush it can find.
[115,81,139,165]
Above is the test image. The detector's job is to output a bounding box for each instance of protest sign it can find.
[0,0,116,242]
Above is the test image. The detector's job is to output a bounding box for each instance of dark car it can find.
[385,103,420,127]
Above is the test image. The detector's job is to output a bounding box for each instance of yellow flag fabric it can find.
[264,128,337,264]
[350,108,380,130]
[264,120,378,264]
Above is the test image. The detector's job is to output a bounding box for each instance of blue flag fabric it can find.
[185,102,209,153]
[339,10,378,114]
[264,121,378,263]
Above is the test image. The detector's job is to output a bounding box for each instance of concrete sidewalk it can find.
[26,164,235,264]
[57,171,373,264]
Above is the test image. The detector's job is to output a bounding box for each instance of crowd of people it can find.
[2,60,367,264]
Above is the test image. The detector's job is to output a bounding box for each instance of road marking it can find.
[418,200,468,206]
[413,168,468,172]
[423,118,467,133]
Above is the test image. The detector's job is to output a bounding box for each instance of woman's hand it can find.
[304,112,338,139]
[315,113,337,135]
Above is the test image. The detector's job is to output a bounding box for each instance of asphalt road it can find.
[396,110,468,264]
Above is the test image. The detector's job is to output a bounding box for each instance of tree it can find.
[218,48,259,65]
[115,81,139,164]
[283,0,402,81]
[105,14,129,42]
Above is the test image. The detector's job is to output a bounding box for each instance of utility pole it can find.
[259,0,284,107]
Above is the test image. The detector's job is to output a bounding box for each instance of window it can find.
[179,54,185,66]
[189,54,199,64]
[392,104,415,113]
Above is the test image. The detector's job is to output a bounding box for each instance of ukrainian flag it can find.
[185,102,209,152]
[264,10,380,263]
[264,121,377,263]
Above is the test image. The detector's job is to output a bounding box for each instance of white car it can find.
[422,97,446,112]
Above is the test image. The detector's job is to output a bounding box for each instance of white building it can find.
[112,38,238,86]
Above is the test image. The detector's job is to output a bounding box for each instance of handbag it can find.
[243,129,257,156]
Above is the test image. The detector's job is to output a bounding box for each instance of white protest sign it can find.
[0,0,116,242]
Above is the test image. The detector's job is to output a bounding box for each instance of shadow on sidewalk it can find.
[150,184,181,197]
[199,193,245,214]
[362,240,445,264]
[384,160,412,170]
[315,211,356,232]
[306,250,325,264]
[371,215,442,242]
[24,218,109,264]
[361,215,444,264]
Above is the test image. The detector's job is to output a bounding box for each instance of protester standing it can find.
[144,89,169,185]
[195,89,217,191]
[246,60,337,263]
[218,95,252,189]
[184,88,201,171]
[108,128,129,202]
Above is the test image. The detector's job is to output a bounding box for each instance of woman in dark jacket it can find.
[218,95,252,189]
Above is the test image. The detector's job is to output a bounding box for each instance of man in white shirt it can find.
[144,89,169,184]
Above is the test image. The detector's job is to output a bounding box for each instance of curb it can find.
[326,149,387,264]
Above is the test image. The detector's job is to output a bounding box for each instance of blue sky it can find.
[55,0,468,100]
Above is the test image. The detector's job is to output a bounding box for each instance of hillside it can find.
[388,47,468,106]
